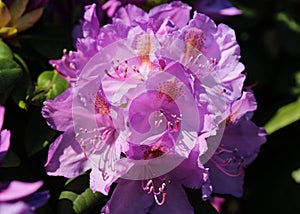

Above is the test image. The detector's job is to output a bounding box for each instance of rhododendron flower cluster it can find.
[42,1,266,213]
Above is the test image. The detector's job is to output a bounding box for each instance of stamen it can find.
[154,193,167,206]
[211,146,245,177]
[159,110,182,133]
[141,179,168,205]
[76,126,114,158]
[157,79,184,101]
[104,69,124,80]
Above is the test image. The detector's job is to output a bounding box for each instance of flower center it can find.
[185,27,206,51]
[95,93,111,115]
[141,144,168,160]
[156,79,184,102]
[76,126,116,158]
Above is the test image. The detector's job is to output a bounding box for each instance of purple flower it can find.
[0,106,49,214]
[194,0,242,21]
[43,1,266,212]
[204,91,266,197]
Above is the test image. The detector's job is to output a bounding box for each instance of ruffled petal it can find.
[113,4,148,26]
[45,128,90,178]
[42,88,73,132]
[214,24,245,102]
[101,180,153,214]
[82,4,100,38]
[149,1,191,28]
[90,166,117,195]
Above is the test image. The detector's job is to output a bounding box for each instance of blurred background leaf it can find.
[30,70,68,106]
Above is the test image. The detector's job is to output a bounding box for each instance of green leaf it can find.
[276,12,300,34]
[59,191,79,201]
[264,98,300,134]
[31,70,68,105]
[0,39,13,60]
[59,188,103,214]
[0,59,22,92]
[73,188,103,214]
[291,168,300,183]
[292,71,300,96]
[24,109,56,156]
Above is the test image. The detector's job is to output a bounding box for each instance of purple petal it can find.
[42,89,73,132]
[27,190,50,211]
[223,118,266,164]
[101,180,153,214]
[168,151,209,189]
[149,183,193,214]
[45,128,90,178]
[97,22,129,47]
[0,130,10,164]
[0,106,4,129]
[102,0,122,17]
[215,24,245,102]
[228,91,257,123]
[207,118,266,197]
[0,181,43,202]
[82,4,100,38]
[0,201,32,214]
[149,1,191,28]
[113,4,148,26]
[49,52,78,82]
[194,0,242,21]
[90,166,116,195]
[206,160,244,197]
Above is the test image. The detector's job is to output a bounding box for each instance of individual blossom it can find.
[101,150,210,213]
[194,0,242,21]
[0,0,48,38]
[203,91,267,197]
[0,106,50,214]
[43,1,266,213]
